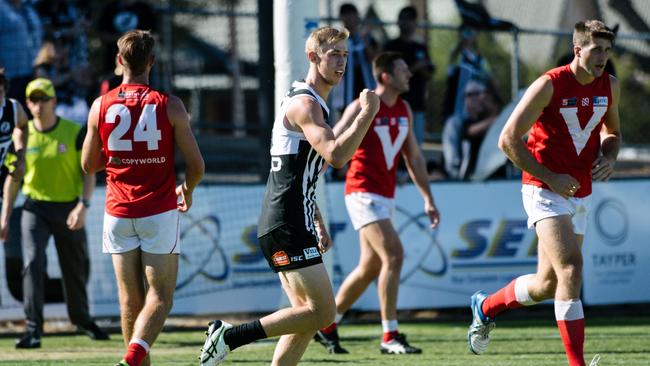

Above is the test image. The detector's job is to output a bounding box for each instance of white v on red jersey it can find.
[523,65,612,197]
[345,97,409,198]
[98,84,177,218]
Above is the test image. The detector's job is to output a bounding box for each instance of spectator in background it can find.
[0,0,43,107]
[2,78,108,349]
[443,77,501,180]
[331,3,378,116]
[34,0,92,113]
[384,6,435,145]
[98,0,158,79]
[442,25,491,122]
[34,0,90,72]
[33,40,89,124]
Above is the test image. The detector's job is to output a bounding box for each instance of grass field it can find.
[1,316,649,365]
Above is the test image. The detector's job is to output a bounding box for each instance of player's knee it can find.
[312,300,336,329]
[538,276,557,296]
[384,247,404,268]
[556,260,583,283]
[359,262,381,280]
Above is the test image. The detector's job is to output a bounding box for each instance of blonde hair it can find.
[117,29,155,76]
[305,26,349,55]
[573,20,615,47]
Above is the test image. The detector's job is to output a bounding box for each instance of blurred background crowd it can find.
[2,0,650,182]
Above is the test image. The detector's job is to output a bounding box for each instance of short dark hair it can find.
[573,20,615,47]
[339,3,358,16]
[398,6,417,20]
[117,29,155,76]
[372,52,403,84]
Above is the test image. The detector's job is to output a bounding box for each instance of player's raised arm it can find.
[289,89,379,168]
[332,99,362,137]
[81,97,105,174]
[592,74,621,181]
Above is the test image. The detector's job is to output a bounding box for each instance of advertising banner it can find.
[0,180,647,320]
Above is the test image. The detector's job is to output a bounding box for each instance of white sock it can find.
[129,338,150,353]
[514,274,539,306]
[334,313,344,324]
[381,319,398,333]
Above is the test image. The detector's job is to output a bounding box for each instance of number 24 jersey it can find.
[98,84,177,218]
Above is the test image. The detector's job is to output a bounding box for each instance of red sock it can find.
[481,279,522,319]
[382,330,398,343]
[124,342,148,366]
[320,322,337,335]
[556,300,585,366]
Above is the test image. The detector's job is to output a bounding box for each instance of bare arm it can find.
[401,102,440,229]
[332,99,362,138]
[592,75,621,181]
[81,98,105,174]
[289,89,379,168]
[169,95,205,212]
[0,176,21,241]
[498,75,580,199]
[313,204,332,253]
[7,101,29,181]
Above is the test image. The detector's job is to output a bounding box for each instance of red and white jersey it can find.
[523,65,612,197]
[98,84,177,218]
[345,97,410,198]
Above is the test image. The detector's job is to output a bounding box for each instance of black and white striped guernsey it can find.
[0,98,17,166]
[257,81,328,238]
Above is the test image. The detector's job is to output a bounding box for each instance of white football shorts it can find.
[521,184,591,235]
[102,208,180,254]
[344,191,394,231]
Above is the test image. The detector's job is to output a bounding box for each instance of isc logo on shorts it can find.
[272,251,290,266]
[303,247,320,260]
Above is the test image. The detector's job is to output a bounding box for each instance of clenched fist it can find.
[359,89,380,116]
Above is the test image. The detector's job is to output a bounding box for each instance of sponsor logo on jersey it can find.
[561,97,577,107]
[582,97,590,106]
[398,117,408,126]
[303,247,320,260]
[271,251,290,266]
[290,255,304,262]
[57,143,67,153]
[593,96,608,106]
[109,156,167,165]
[117,91,144,99]
[0,121,11,134]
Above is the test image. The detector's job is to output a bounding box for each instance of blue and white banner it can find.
[0,180,648,320]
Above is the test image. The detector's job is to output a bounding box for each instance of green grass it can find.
[1,316,649,365]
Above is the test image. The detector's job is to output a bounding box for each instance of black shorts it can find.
[259,223,322,273]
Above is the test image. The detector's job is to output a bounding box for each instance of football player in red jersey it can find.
[314,52,440,355]
[468,20,620,366]
[82,30,204,366]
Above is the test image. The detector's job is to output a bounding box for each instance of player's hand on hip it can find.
[425,201,440,229]
[547,173,580,199]
[359,89,380,116]
[592,155,615,181]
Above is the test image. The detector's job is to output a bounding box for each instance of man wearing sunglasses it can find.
[2,77,109,349]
